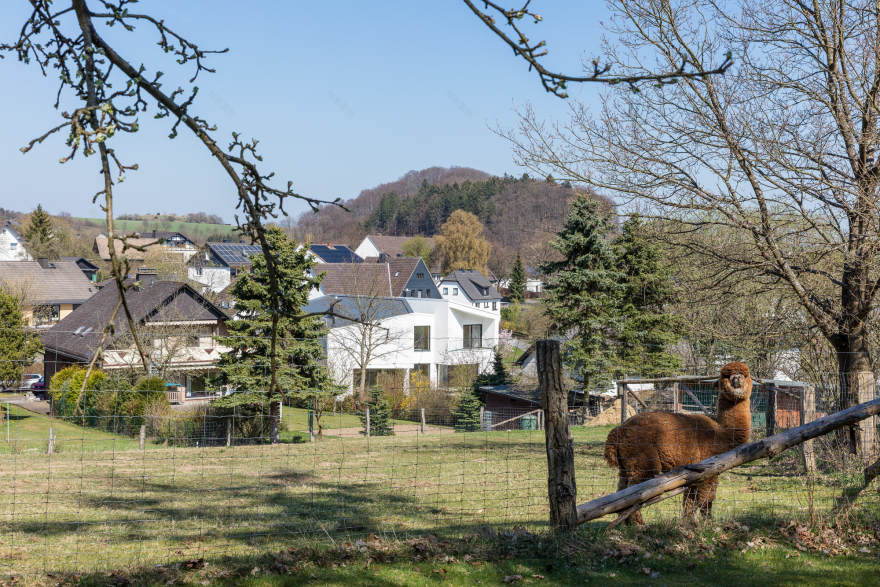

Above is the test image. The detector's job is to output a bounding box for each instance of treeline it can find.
[117,211,225,225]
[287,166,614,280]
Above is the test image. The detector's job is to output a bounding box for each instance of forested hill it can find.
[289,166,613,266]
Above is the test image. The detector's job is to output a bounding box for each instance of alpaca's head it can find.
[715,362,752,401]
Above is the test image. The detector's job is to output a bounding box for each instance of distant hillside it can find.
[73,218,238,241]
[288,165,613,280]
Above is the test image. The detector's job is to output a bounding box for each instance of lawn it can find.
[72,217,238,239]
[0,409,876,580]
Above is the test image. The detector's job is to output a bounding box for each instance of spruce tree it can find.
[214,228,333,443]
[360,388,394,436]
[541,195,623,393]
[508,253,527,303]
[492,347,509,384]
[0,288,44,393]
[24,204,53,247]
[613,214,683,377]
[454,388,483,432]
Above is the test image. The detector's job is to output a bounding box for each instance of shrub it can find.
[359,388,393,436]
[454,389,483,432]
[50,366,106,415]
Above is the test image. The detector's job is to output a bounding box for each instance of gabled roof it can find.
[478,383,584,406]
[315,264,392,296]
[42,280,226,361]
[0,260,97,304]
[365,235,441,273]
[94,236,162,261]
[206,242,262,268]
[386,258,422,296]
[1,221,25,241]
[141,230,195,243]
[60,257,100,271]
[442,269,502,301]
[310,244,363,264]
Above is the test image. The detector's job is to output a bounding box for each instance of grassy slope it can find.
[72,217,238,238]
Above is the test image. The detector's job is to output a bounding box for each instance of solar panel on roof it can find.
[310,245,363,264]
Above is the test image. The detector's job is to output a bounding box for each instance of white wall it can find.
[188,267,230,293]
[354,237,381,259]
[0,227,30,261]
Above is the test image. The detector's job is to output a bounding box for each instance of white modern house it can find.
[303,262,501,392]
[0,221,31,261]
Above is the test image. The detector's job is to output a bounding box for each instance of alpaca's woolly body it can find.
[603,362,752,524]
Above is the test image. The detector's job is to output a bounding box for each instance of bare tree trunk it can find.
[537,340,578,531]
[268,400,280,444]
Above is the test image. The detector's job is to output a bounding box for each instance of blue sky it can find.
[1,1,611,222]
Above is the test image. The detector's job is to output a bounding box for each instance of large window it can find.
[414,326,431,351]
[463,324,482,349]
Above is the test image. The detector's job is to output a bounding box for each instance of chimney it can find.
[328,242,333,248]
[36,258,50,269]
[378,252,387,263]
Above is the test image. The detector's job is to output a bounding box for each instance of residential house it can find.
[0,221,31,261]
[188,241,262,293]
[497,265,544,294]
[304,261,500,392]
[308,243,363,264]
[42,269,230,401]
[93,230,198,264]
[439,269,503,314]
[59,257,100,282]
[355,235,442,280]
[0,258,98,327]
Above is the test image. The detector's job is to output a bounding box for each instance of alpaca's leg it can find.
[696,477,718,518]
[682,486,698,523]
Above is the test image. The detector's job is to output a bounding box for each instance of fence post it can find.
[858,372,878,464]
[309,406,315,443]
[537,339,578,531]
[673,382,680,413]
[421,408,426,434]
[366,408,371,438]
[765,384,776,437]
[48,427,55,455]
[619,378,628,424]
[139,425,146,450]
[800,385,816,473]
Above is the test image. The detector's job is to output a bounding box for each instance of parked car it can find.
[31,377,45,392]
[19,373,42,391]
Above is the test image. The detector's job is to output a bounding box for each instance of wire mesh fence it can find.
[0,329,879,578]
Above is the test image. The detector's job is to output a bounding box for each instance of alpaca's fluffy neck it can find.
[716,394,751,446]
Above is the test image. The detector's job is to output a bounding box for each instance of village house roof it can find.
[314,258,428,297]
[93,236,162,261]
[0,259,97,305]
[309,244,363,263]
[363,235,441,274]
[42,280,226,362]
[442,269,502,301]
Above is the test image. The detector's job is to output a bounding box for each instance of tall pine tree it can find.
[541,195,623,393]
[214,228,333,443]
[508,253,527,303]
[613,215,683,377]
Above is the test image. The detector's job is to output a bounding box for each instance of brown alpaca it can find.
[604,362,752,525]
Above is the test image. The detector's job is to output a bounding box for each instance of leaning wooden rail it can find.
[576,396,880,525]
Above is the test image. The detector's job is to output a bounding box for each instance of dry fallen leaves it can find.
[502,575,522,584]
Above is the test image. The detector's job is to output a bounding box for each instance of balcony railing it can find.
[445,337,498,352]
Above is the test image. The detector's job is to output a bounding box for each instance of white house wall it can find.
[188,267,230,293]
[0,227,30,261]
[354,237,382,259]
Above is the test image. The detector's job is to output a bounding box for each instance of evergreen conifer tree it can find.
[508,253,527,303]
[454,388,483,432]
[492,347,509,384]
[24,204,53,247]
[214,228,333,443]
[613,215,683,377]
[0,288,44,394]
[541,195,624,393]
[360,387,394,436]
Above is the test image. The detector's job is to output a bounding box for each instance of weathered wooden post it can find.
[765,384,776,437]
[420,408,426,434]
[366,408,371,438]
[800,385,816,473]
[857,372,878,463]
[479,406,484,431]
[673,382,681,413]
[139,425,146,450]
[619,378,629,424]
[537,339,578,531]
[308,402,315,443]
[48,427,55,455]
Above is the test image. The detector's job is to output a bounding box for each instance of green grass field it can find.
[73,217,238,238]
[1,404,876,581]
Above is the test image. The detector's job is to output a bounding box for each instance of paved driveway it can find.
[0,394,51,416]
